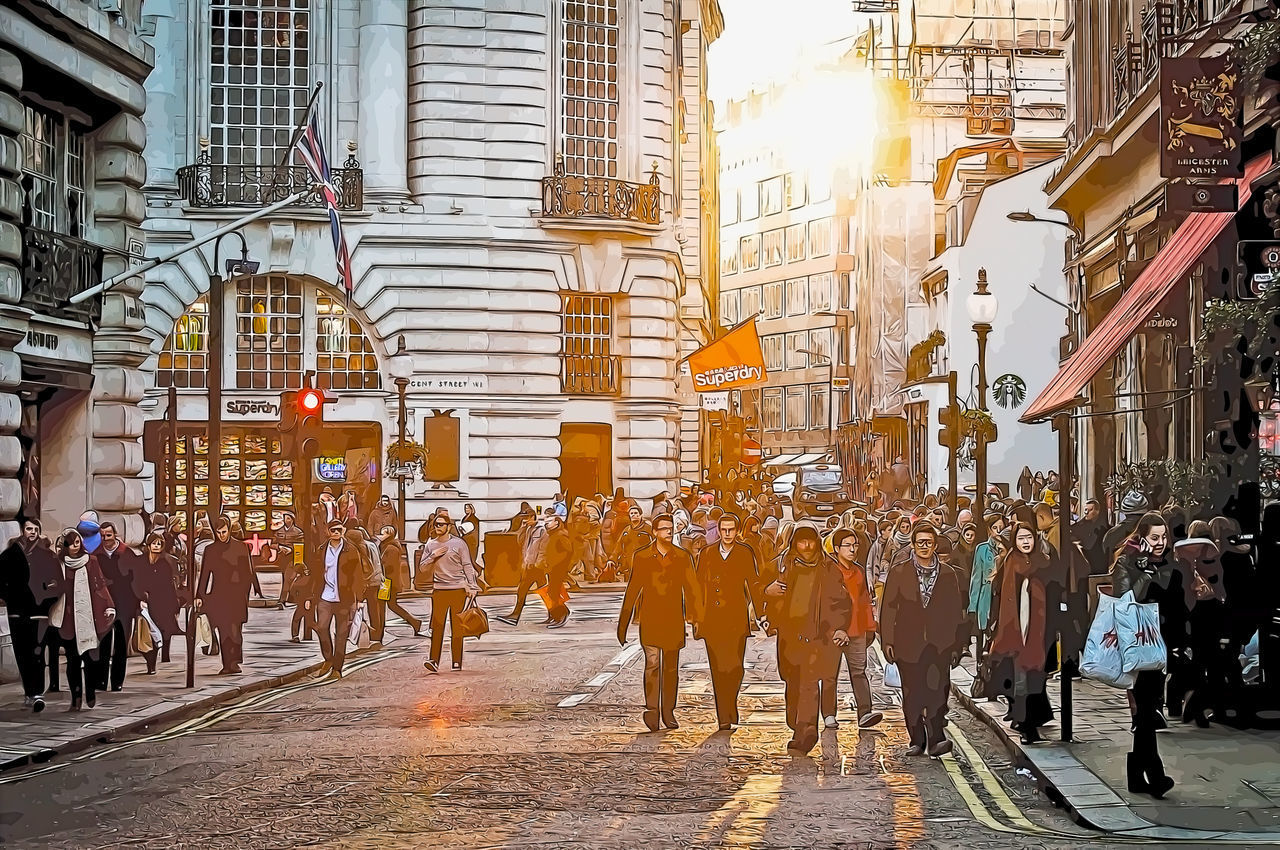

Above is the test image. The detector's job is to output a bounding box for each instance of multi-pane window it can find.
[762,334,784,371]
[563,293,613,358]
[763,229,784,267]
[785,331,808,370]
[786,224,806,263]
[209,0,311,168]
[839,273,852,312]
[810,384,830,430]
[809,272,834,313]
[808,327,832,363]
[740,181,759,220]
[808,218,832,257]
[763,281,783,319]
[785,386,806,431]
[785,172,804,208]
[158,298,210,389]
[561,0,619,177]
[740,234,761,270]
[741,285,763,319]
[785,277,808,317]
[760,176,784,216]
[235,275,304,390]
[763,388,783,432]
[721,239,738,275]
[21,103,88,235]
[316,292,380,390]
[720,289,741,327]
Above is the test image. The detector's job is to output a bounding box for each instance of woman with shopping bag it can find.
[1109,512,1187,799]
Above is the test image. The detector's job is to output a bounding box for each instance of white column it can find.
[358,0,411,203]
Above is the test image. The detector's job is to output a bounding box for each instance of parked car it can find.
[772,472,796,503]
[791,464,853,520]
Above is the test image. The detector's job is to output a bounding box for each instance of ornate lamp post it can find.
[967,268,999,529]
[388,335,414,542]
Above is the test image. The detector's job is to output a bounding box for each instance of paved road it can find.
[0,593,1140,849]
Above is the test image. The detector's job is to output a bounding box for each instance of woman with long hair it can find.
[49,530,115,710]
[988,522,1055,743]
[135,532,183,669]
[1110,512,1184,798]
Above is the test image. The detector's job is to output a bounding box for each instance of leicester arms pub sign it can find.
[1160,52,1242,180]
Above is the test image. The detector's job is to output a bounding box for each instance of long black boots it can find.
[1127,752,1175,798]
[1126,753,1149,793]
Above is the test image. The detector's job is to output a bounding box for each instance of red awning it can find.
[1021,154,1272,424]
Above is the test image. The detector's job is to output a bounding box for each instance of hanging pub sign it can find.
[1160,53,1242,179]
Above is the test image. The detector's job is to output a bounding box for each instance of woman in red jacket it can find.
[49,529,115,711]
[988,522,1056,743]
[822,529,884,729]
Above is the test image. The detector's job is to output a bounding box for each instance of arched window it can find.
[157,297,209,388]
[315,290,380,390]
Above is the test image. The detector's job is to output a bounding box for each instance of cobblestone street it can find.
[0,593,1132,849]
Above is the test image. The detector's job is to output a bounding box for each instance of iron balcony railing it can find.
[562,353,622,395]
[542,161,661,226]
[21,226,103,325]
[176,151,363,210]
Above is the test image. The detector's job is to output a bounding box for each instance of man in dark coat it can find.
[881,522,969,757]
[695,512,764,730]
[1,520,60,711]
[618,515,703,731]
[764,523,852,754]
[195,516,254,674]
[310,520,366,678]
[95,521,141,691]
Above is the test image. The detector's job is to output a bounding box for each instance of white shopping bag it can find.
[347,603,371,649]
[883,662,902,689]
[1080,593,1136,688]
[1114,592,1167,674]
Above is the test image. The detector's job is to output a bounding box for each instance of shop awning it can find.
[765,454,801,467]
[1021,154,1272,424]
[792,452,829,465]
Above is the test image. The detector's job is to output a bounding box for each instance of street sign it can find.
[742,437,762,466]
[1160,53,1242,179]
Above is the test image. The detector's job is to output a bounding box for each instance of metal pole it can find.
[947,371,959,525]
[396,377,408,541]
[974,323,991,530]
[1056,412,1075,742]
[208,270,223,523]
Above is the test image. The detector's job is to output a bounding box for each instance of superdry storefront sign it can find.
[685,319,769,392]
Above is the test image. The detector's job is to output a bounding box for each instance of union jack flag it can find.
[293,106,353,295]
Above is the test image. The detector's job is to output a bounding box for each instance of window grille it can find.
[316,291,380,390]
[235,275,304,389]
[561,0,619,177]
[158,297,210,389]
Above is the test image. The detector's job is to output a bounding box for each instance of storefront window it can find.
[316,292,380,390]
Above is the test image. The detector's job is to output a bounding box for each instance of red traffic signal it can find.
[299,388,324,414]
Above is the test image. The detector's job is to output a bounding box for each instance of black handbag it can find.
[971,653,1014,700]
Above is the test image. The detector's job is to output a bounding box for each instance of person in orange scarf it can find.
[823,529,883,730]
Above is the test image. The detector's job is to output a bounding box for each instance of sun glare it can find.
[771,69,879,181]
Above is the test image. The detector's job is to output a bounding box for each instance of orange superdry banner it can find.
[686,319,768,392]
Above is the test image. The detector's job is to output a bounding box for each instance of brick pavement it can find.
[952,655,1280,837]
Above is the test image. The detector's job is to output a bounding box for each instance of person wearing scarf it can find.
[47,530,115,711]
[764,523,851,754]
[988,522,1055,743]
[968,514,1007,658]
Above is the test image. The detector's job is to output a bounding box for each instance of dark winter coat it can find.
[881,556,968,664]
[96,543,141,620]
[197,538,254,627]
[619,542,703,651]
[135,553,183,636]
[695,541,764,641]
[1110,543,1188,651]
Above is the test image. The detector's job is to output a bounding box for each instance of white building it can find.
[910,160,1068,496]
[135,0,723,547]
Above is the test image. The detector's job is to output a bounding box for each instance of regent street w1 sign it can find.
[1160,53,1242,179]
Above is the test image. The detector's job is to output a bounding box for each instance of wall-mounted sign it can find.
[1166,182,1238,213]
[409,375,488,392]
[14,324,93,365]
[832,377,851,389]
[992,374,1027,410]
[224,399,280,420]
[1160,53,1242,179]
[316,456,347,482]
[701,391,729,411]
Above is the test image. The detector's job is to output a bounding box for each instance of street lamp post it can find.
[389,335,414,543]
[967,268,998,533]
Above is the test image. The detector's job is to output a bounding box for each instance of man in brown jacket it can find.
[618,515,703,731]
[695,513,764,730]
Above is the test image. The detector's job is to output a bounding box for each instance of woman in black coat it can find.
[137,533,183,669]
[1110,512,1186,799]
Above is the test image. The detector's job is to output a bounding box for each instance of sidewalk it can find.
[951,657,1280,840]
[0,597,431,774]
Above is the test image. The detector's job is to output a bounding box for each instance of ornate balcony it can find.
[176,145,362,210]
[562,353,621,395]
[20,226,103,325]
[541,161,661,231]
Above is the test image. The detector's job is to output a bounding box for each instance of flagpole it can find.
[267,81,325,199]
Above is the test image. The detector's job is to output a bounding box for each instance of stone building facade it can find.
[137,0,722,545]
[0,0,154,543]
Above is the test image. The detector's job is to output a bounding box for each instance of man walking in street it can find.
[695,512,764,730]
[95,522,140,692]
[420,511,479,673]
[828,529,883,730]
[881,522,968,757]
[618,514,703,731]
[311,521,364,678]
[195,517,254,675]
[1,520,59,712]
[764,523,851,754]
[273,511,307,611]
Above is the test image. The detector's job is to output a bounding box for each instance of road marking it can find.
[557,640,645,708]
[583,671,614,688]
[556,693,594,708]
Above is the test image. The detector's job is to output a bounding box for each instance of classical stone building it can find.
[0,0,154,543]
[136,0,722,546]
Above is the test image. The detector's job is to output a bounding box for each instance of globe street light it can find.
[389,335,415,541]
[967,268,998,531]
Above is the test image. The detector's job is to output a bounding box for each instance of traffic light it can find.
[276,379,335,456]
[937,403,961,451]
